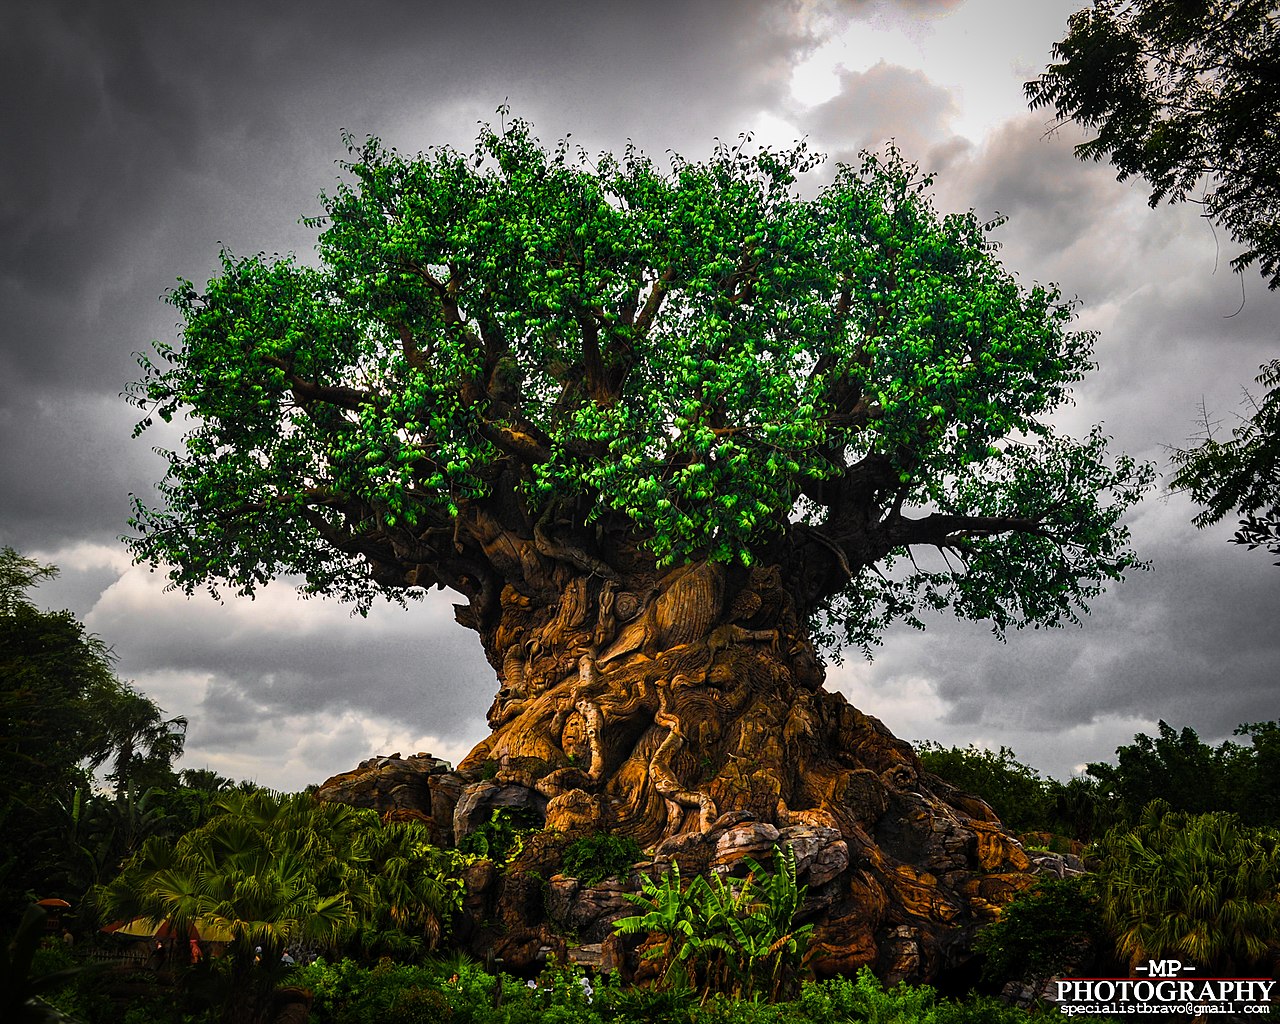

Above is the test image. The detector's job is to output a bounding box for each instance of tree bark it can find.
[336,529,1037,982]
[463,560,839,840]
[443,556,1033,977]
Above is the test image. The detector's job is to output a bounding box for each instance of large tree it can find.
[1025,0,1280,562]
[128,115,1148,973]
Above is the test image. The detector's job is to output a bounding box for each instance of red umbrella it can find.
[37,898,72,909]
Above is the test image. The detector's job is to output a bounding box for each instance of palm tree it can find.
[95,790,472,1024]
[1095,799,1280,973]
[95,792,378,1024]
[361,820,464,952]
[85,681,187,798]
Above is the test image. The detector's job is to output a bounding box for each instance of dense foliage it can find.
[44,952,1053,1024]
[1026,0,1280,289]
[561,832,643,886]
[0,548,187,918]
[1092,799,1280,973]
[1086,719,1280,827]
[613,847,811,1002]
[128,111,1149,655]
[93,790,467,1024]
[974,877,1107,989]
[914,743,1055,834]
[918,719,1280,842]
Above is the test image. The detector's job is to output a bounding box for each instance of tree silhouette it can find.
[1027,1,1280,563]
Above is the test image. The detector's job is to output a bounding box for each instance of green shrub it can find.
[275,953,1108,1024]
[915,743,1054,834]
[561,833,641,886]
[386,985,452,1024]
[974,877,1104,987]
[929,993,1045,1024]
[457,807,540,864]
[1093,800,1280,972]
[613,847,811,1003]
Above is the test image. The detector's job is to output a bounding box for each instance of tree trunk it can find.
[443,557,1034,980]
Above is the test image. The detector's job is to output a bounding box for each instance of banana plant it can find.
[612,861,701,988]
[612,845,814,1001]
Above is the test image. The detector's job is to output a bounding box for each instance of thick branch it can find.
[568,297,609,403]
[887,512,1052,548]
[397,324,428,372]
[476,418,553,464]
[633,267,677,337]
[262,356,374,411]
[533,504,621,581]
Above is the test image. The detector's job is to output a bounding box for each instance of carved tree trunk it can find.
[322,506,1036,981]
[435,555,1032,979]
[465,560,853,840]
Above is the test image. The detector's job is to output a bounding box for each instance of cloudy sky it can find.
[4,0,1276,792]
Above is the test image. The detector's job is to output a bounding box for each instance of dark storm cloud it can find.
[193,679,266,750]
[943,117,1126,273]
[2,0,825,786]
[920,115,1275,457]
[0,391,162,547]
[1,0,805,555]
[831,493,1280,780]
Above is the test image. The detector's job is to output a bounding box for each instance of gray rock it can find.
[453,781,543,838]
[547,875,634,942]
[1028,851,1088,879]
[778,826,850,888]
[714,822,781,872]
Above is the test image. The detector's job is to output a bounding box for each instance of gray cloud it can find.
[827,0,967,18]
[84,569,497,738]
[832,493,1280,779]
[802,61,961,159]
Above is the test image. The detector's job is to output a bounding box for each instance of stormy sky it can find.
[3,0,1276,791]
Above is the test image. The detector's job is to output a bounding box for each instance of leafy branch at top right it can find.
[1026,0,1280,564]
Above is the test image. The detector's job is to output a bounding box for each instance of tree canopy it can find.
[128,112,1150,655]
[1026,2,1280,564]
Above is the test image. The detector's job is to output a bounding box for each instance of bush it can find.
[915,743,1054,834]
[457,807,540,864]
[974,877,1104,988]
[561,833,641,886]
[1093,800,1280,972]
[274,957,1104,1024]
